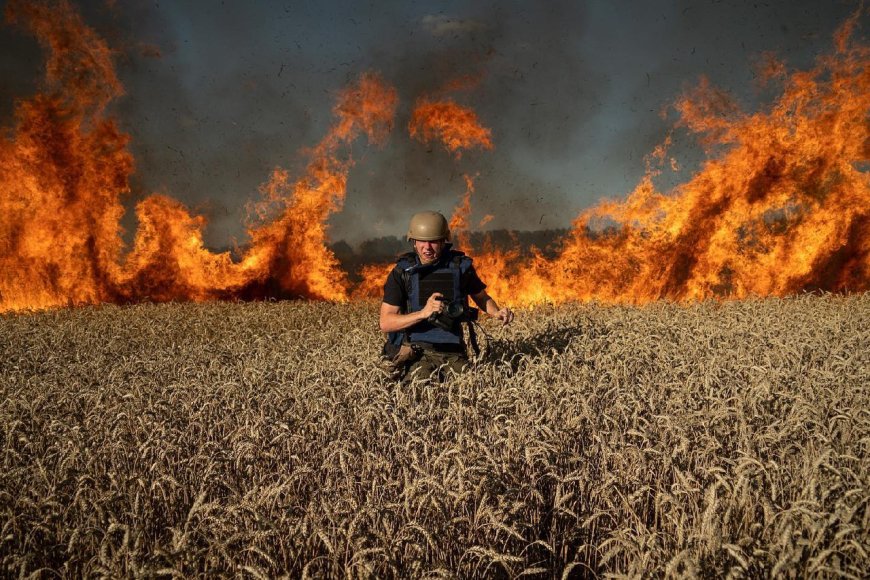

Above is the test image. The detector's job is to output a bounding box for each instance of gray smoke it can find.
[0,0,863,249]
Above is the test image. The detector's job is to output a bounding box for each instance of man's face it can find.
[413,238,445,265]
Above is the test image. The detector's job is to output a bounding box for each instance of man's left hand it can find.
[494,307,514,326]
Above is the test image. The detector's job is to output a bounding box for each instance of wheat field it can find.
[1,294,868,578]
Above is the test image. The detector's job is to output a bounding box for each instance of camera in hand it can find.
[428,297,478,331]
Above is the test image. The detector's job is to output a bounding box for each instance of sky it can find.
[0,0,864,248]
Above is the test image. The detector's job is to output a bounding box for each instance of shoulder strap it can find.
[396,252,416,269]
[450,252,473,275]
[394,252,416,315]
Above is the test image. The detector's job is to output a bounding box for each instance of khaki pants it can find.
[403,348,469,384]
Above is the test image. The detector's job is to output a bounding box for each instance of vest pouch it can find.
[382,328,408,358]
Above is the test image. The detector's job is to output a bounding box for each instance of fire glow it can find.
[0,0,867,313]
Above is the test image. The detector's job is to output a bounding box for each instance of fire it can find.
[360,12,868,306]
[236,72,397,302]
[408,98,493,158]
[1,1,867,313]
[0,0,396,312]
[487,12,868,305]
[1,0,131,311]
[471,17,869,305]
[448,174,479,249]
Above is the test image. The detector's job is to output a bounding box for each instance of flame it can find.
[239,73,397,302]
[448,174,479,249]
[352,262,396,301]
[0,0,397,312]
[1,1,867,312]
[408,98,493,158]
[513,15,869,305]
[1,0,131,311]
[360,13,869,306]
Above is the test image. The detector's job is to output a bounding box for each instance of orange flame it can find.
[448,174,479,249]
[0,0,397,312]
[1,0,131,311]
[478,15,869,305]
[239,73,397,302]
[408,98,493,158]
[360,14,869,306]
[2,1,867,312]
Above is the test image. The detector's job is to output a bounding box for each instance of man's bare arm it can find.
[379,293,445,333]
[470,290,514,326]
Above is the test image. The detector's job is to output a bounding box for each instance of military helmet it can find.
[407,211,450,241]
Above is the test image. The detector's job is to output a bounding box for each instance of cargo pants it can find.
[403,347,469,384]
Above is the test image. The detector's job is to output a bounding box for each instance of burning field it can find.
[0,1,867,311]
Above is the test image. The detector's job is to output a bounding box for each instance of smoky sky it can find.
[0,0,864,248]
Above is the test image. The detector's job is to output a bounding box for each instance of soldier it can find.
[379,210,514,382]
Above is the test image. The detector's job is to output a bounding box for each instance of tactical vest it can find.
[391,249,473,346]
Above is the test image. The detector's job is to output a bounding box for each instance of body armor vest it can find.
[393,248,473,346]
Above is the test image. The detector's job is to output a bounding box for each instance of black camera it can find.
[428,297,478,331]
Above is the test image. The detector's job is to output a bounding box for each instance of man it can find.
[379,210,514,382]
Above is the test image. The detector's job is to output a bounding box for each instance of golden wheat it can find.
[1,294,868,577]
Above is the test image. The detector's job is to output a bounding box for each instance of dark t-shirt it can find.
[383,256,487,309]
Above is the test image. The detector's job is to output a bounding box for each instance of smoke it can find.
[325,1,613,243]
[0,0,863,250]
[0,16,41,122]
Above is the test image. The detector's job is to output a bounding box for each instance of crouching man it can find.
[379,210,514,382]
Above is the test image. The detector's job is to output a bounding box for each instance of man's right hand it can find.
[420,292,445,319]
